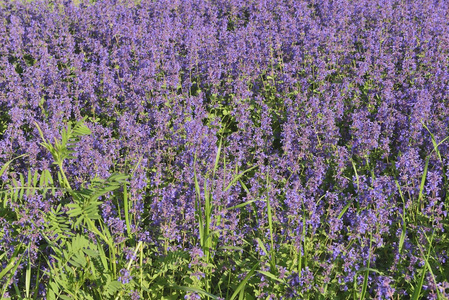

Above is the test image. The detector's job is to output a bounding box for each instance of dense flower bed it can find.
[1,0,449,298]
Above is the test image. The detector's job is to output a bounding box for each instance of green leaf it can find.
[338,201,351,219]
[104,280,122,296]
[223,165,258,192]
[356,267,384,275]
[257,270,286,284]
[0,259,17,279]
[219,246,244,251]
[227,199,258,210]
[229,263,258,300]
[418,156,430,208]
[169,285,219,300]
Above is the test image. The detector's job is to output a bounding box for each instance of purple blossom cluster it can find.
[1,0,449,297]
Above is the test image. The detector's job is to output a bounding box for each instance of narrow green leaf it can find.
[223,165,258,192]
[356,267,384,275]
[257,270,286,284]
[1,249,24,297]
[411,263,427,300]
[219,246,244,251]
[34,122,46,143]
[418,156,430,209]
[227,199,258,210]
[229,263,258,300]
[33,170,39,187]
[0,260,16,279]
[213,138,222,179]
[420,232,442,299]
[0,161,12,179]
[421,121,449,162]
[123,183,131,236]
[25,254,31,298]
[169,285,219,300]
[256,238,269,257]
[360,237,372,300]
[338,201,351,219]
[395,180,408,253]
[351,159,360,193]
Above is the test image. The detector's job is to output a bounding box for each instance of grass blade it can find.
[338,201,352,219]
[25,250,31,298]
[265,168,276,271]
[411,260,428,300]
[213,138,222,179]
[223,165,258,192]
[169,285,219,300]
[123,183,131,237]
[229,263,258,300]
[0,154,27,178]
[418,156,430,211]
[257,270,286,284]
[360,236,373,300]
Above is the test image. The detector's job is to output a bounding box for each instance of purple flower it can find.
[118,269,132,284]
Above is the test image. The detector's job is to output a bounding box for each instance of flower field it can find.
[1,0,449,298]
